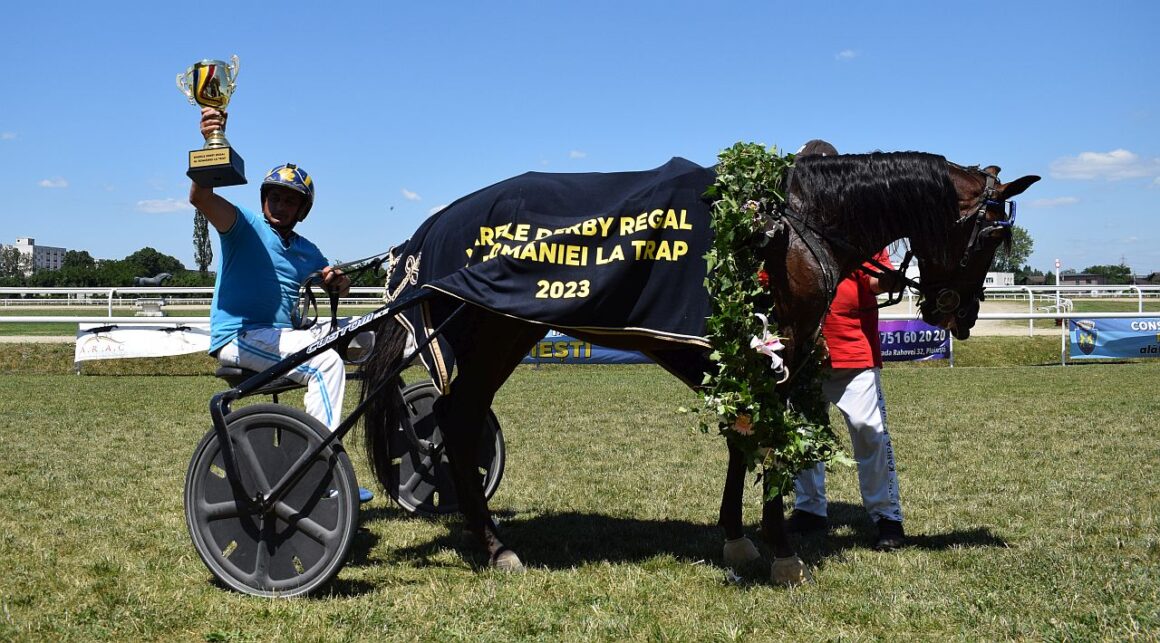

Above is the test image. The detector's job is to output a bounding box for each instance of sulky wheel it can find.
[389,381,505,517]
[184,403,359,597]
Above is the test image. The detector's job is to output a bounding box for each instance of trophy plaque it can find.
[177,55,246,187]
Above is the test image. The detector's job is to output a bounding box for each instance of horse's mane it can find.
[789,152,958,264]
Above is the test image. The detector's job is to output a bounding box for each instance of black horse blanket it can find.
[385,157,717,387]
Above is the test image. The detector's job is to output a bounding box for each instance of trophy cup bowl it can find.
[178,55,246,187]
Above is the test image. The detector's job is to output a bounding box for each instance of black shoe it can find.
[787,510,829,534]
[874,518,905,550]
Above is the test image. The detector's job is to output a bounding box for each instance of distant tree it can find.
[193,210,213,274]
[123,247,185,278]
[990,225,1033,273]
[62,250,96,270]
[0,246,22,278]
[1083,263,1133,285]
[167,270,216,288]
[97,258,141,287]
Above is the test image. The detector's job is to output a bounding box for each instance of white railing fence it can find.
[0,286,386,316]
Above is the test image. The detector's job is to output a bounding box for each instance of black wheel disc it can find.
[388,381,505,517]
[184,403,359,597]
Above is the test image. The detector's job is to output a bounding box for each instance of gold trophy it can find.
[177,55,246,187]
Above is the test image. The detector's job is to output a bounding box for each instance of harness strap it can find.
[292,250,396,330]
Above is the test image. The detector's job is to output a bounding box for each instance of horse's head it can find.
[916,163,1039,339]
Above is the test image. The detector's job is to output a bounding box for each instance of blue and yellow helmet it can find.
[261,163,315,219]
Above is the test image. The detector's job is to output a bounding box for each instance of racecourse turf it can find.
[0,342,1156,641]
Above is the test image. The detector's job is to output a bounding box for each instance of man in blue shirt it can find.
[190,106,351,431]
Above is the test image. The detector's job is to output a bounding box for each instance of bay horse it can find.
[359,151,1039,583]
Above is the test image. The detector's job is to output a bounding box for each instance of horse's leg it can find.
[438,308,543,570]
[647,348,769,576]
[719,443,765,575]
[761,491,811,585]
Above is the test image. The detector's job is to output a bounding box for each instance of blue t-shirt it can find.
[209,205,328,353]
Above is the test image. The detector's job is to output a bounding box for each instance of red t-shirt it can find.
[822,250,892,369]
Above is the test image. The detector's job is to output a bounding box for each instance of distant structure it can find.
[1059,273,1107,286]
[3,237,67,275]
[984,271,1015,287]
[133,272,173,286]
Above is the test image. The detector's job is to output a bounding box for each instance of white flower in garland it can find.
[749,313,788,383]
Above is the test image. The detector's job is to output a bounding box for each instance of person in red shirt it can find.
[787,140,905,550]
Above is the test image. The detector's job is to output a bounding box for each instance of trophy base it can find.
[188,147,247,188]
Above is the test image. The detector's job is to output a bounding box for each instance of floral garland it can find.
[696,142,843,498]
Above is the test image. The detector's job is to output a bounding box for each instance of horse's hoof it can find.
[723,536,762,567]
[771,556,812,586]
[490,548,525,572]
[722,537,769,580]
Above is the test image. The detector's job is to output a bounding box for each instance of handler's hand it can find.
[200,107,227,140]
[321,265,351,298]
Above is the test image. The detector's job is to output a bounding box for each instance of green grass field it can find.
[0,342,1157,641]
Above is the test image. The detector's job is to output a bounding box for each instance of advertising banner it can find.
[522,330,651,365]
[1068,318,1160,359]
[75,322,211,363]
[878,319,951,362]
[525,322,954,366]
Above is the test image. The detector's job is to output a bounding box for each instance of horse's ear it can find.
[998,175,1041,199]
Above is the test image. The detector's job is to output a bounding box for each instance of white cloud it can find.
[1049,149,1160,181]
[1,132,15,140]
[428,204,447,215]
[1028,196,1079,208]
[38,177,68,188]
[136,198,193,214]
[569,150,587,159]
[835,49,858,61]
[401,188,421,201]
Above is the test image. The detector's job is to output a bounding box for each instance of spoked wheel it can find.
[389,381,505,517]
[184,404,359,597]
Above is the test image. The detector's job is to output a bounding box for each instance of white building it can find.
[984,271,1015,287]
[5,237,68,275]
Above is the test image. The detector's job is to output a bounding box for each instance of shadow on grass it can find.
[791,501,1009,570]
[387,510,724,571]
[378,501,1007,566]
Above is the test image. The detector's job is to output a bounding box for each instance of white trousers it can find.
[793,367,903,523]
[216,324,345,431]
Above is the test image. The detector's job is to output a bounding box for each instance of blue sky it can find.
[3,2,1158,274]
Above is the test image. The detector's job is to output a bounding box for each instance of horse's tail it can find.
[359,319,411,492]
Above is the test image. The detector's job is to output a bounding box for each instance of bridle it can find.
[953,165,1016,267]
[923,164,1016,316]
